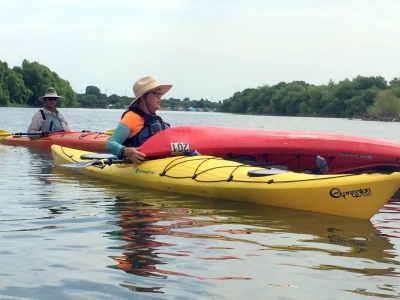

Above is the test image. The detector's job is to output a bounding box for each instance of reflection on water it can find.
[50,166,400,297]
[373,200,400,242]
[107,194,398,277]
[2,108,400,299]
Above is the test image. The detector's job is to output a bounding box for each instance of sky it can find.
[1,0,400,102]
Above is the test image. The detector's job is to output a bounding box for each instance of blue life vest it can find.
[122,107,170,147]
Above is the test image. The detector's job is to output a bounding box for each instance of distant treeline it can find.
[219,76,400,120]
[1,59,399,120]
[0,59,220,111]
[78,85,219,111]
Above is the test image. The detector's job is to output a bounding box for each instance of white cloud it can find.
[1,0,400,100]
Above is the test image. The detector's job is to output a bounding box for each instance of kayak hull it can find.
[139,126,400,174]
[51,145,400,219]
[0,132,109,152]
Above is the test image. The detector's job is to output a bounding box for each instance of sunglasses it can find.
[150,91,163,97]
[46,97,58,101]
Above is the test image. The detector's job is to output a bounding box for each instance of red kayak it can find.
[2,125,400,174]
[138,125,400,174]
[0,131,109,152]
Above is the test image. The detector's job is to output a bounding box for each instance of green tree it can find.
[367,90,400,119]
[280,82,309,115]
[86,86,101,96]
[0,61,10,106]
[0,60,32,106]
[247,86,271,114]
[79,85,108,108]
[303,85,328,116]
[14,59,77,107]
[163,97,180,110]
[352,75,387,91]
[388,79,400,98]
[5,70,32,105]
[79,94,98,108]
[108,94,120,105]
[333,79,355,101]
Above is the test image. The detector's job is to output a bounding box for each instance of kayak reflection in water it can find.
[106,76,172,164]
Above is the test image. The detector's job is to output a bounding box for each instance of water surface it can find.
[0,108,399,299]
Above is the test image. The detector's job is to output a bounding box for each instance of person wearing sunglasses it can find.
[106,76,172,164]
[27,87,71,139]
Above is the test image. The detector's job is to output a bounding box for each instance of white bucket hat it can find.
[129,76,172,107]
[39,87,64,102]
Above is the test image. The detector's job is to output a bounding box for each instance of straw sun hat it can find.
[38,87,64,102]
[129,76,172,107]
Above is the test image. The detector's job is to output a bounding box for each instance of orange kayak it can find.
[0,131,109,152]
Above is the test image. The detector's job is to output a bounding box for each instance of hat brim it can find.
[39,95,64,102]
[129,85,172,107]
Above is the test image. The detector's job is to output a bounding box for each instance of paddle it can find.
[104,129,115,135]
[0,130,50,140]
[60,158,128,168]
[0,129,115,140]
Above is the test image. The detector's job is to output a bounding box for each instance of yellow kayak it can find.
[51,145,400,220]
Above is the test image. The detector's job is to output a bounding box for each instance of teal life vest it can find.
[39,109,69,133]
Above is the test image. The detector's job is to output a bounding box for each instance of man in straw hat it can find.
[106,76,172,163]
[27,87,71,139]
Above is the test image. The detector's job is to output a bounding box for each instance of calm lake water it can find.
[1,107,400,300]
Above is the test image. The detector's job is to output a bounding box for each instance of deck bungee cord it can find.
[60,146,357,184]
